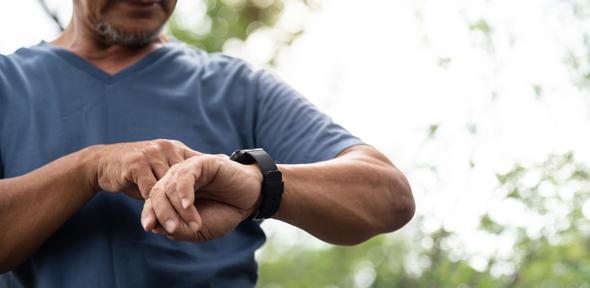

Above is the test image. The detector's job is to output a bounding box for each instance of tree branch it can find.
[37,0,64,32]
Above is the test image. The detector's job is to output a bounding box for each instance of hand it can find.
[88,139,199,199]
[141,154,263,242]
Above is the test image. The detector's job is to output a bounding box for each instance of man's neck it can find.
[50,20,167,76]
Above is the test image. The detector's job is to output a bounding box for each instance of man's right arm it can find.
[0,139,201,273]
[0,147,98,273]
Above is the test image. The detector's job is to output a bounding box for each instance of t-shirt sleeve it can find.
[0,154,3,179]
[253,70,364,164]
[0,56,4,179]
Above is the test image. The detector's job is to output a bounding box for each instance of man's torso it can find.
[0,41,265,288]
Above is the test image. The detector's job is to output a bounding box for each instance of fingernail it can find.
[181,198,191,209]
[141,217,148,230]
[164,220,176,233]
[189,221,200,232]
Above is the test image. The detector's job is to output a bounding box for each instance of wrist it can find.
[271,164,289,221]
[78,145,103,194]
[230,148,283,220]
[244,163,264,216]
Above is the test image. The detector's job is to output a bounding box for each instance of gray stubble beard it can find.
[95,21,163,48]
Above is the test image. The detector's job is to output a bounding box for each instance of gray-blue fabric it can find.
[0,41,363,287]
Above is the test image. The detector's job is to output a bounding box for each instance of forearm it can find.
[0,148,97,272]
[273,145,415,245]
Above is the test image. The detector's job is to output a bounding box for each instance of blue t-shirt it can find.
[0,41,362,287]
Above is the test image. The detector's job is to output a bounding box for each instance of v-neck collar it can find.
[38,40,174,84]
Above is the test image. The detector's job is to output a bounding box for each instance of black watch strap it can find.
[230,148,283,220]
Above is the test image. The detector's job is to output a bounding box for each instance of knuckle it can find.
[165,165,181,177]
[170,139,186,148]
[176,165,192,176]
[151,160,168,171]
[143,144,161,157]
[152,138,167,145]
[157,139,178,151]
[215,153,229,159]
[126,153,146,165]
[164,183,176,197]
[150,183,165,197]
[200,154,216,163]
[158,140,171,150]
[170,162,184,171]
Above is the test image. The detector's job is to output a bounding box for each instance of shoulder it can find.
[0,43,58,107]
[0,54,6,78]
[166,41,260,82]
[3,43,52,66]
[0,43,56,80]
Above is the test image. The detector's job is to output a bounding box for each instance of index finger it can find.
[131,164,158,199]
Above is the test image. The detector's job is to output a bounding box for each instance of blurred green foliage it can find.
[258,153,590,287]
[169,0,284,52]
[166,0,311,64]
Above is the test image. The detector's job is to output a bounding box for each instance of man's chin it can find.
[95,22,162,48]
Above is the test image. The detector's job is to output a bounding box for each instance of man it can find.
[0,0,415,286]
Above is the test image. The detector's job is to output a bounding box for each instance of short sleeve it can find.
[254,70,364,164]
[0,56,4,178]
[0,154,3,179]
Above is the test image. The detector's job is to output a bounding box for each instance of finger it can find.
[151,226,167,235]
[163,146,185,167]
[166,229,197,242]
[148,158,169,180]
[175,162,201,210]
[165,173,202,232]
[181,145,201,159]
[131,164,158,199]
[141,198,158,231]
[163,217,196,241]
[154,139,179,164]
[151,180,184,234]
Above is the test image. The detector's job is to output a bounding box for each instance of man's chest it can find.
[0,82,253,178]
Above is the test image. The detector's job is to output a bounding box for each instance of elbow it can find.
[327,175,415,247]
[377,169,415,234]
[330,170,415,246]
[389,170,415,231]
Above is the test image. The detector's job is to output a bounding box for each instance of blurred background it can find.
[2,0,590,286]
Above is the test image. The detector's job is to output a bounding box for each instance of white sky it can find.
[2,0,590,271]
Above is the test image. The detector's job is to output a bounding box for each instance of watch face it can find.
[230,150,256,164]
[230,150,242,160]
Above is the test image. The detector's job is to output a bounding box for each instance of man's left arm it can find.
[141,66,414,243]
[274,144,414,245]
[142,144,415,245]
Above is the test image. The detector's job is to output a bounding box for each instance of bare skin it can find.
[0,0,416,273]
[0,140,198,272]
[141,145,415,245]
[52,0,176,75]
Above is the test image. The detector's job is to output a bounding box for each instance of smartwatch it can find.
[229,148,283,220]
